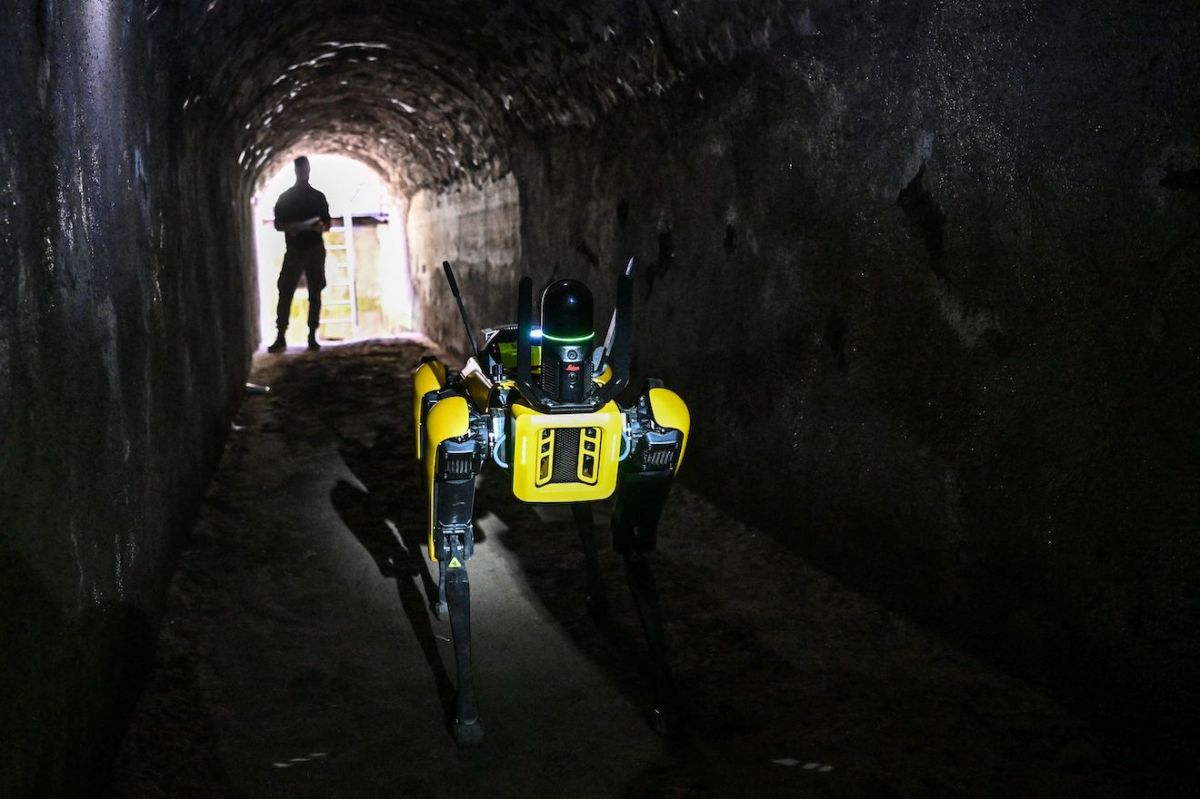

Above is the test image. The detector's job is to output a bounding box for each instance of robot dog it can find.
[412,258,690,745]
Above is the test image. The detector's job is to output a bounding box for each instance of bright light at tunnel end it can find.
[250,153,411,344]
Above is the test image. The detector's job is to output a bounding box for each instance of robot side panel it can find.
[647,388,690,471]
[424,396,472,560]
[413,360,447,460]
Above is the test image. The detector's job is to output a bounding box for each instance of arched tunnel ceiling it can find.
[147,0,812,190]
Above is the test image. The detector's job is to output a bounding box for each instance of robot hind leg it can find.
[612,470,682,737]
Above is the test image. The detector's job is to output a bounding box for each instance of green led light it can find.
[541,331,594,343]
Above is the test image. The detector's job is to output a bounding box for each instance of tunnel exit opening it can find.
[251,154,412,344]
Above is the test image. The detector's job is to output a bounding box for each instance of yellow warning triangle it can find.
[449,556,462,568]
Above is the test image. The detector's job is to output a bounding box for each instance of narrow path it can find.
[109,339,1183,798]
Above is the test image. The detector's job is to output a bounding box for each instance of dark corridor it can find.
[1,2,1198,797]
[106,341,1183,798]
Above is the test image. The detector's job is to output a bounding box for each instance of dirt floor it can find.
[107,338,1189,798]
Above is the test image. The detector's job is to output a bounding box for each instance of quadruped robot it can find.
[412,258,690,745]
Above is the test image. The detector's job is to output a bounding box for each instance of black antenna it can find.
[443,260,480,355]
[603,256,637,353]
[592,260,634,406]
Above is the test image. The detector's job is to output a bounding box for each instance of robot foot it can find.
[585,581,610,621]
[453,717,485,747]
[649,705,683,739]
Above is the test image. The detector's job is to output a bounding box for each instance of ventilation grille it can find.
[534,427,603,486]
[644,447,675,468]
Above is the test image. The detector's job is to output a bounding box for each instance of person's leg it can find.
[270,252,303,351]
[304,248,327,349]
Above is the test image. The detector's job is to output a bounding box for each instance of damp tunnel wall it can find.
[0,3,256,796]
[1,1,1199,795]
[405,0,1200,755]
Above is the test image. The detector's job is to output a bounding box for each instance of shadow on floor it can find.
[329,431,457,716]
[111,341,1194,799]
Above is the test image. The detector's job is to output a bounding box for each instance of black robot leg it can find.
[430,439,483,745]
[434,559,449,618]
[443,538,483,746]
[572,502,609,620]
[612,470,681,736]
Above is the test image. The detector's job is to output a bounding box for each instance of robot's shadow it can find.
[468,474,677,730]
[329,424,487,726]
[329,417,679,742]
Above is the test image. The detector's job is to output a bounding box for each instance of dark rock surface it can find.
[108,340,1189,798]
[2,1,1198,795]
[408,0,1200,762]
[0,3,253,796]
[159,0,811,189]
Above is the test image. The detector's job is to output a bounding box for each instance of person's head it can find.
[293,156,311,185]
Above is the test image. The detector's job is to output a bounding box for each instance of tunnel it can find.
[1,1,1198,796]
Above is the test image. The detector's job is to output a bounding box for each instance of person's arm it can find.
[319,193,332,232]
[276,216,323,233]
[273,196,289,232]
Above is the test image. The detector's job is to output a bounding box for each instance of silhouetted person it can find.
[268,156,331,352]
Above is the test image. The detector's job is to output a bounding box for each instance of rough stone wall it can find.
[377,202,416,335]
[349,216,415,337]
[0,3,254,796]
[409,1,1200,750]
[408,174,522,356]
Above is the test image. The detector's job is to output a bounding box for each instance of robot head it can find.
[509,258,633,412]
[540,279,594,403]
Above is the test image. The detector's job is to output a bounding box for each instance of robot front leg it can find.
[425,398,486,746]
[613,469,681,736]
[435,559,449,618]
[572,502,609,619]
[432,502,483,745]
[440,533,482,745]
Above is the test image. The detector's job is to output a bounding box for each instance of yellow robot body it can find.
[411,259,689,745]
[508,400,625,503]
